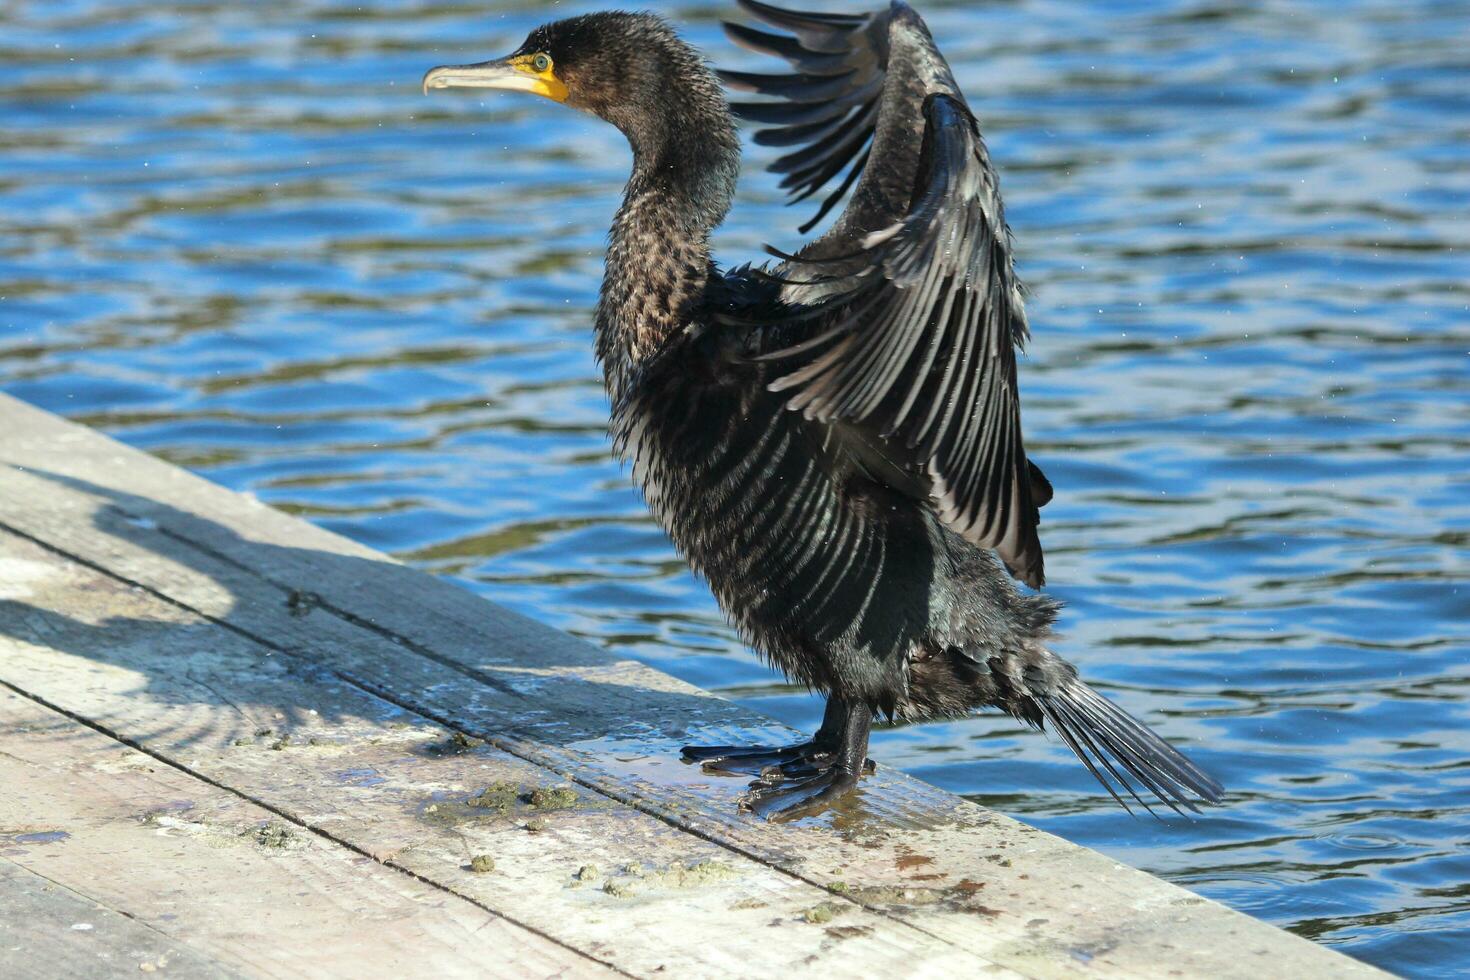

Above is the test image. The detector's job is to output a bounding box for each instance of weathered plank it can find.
[0,693,611,980]
[0,859,232,979]
[0,529,1009,978]
[0,391,1386,978]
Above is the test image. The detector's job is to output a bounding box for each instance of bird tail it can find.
[1021,661,1224,816]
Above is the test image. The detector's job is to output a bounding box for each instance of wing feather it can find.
[745,93,1047,587]
[720,0,890,232]
[720,2,1048,587]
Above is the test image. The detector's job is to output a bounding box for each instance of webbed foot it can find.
[742,766,862,822]
[680,741,830,776]
[726,696,874,821]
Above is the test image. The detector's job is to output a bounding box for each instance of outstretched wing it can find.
[721,0,1050,587]
[720,0,890,233]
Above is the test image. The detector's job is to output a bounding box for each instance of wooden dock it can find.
[0,391,1382,979]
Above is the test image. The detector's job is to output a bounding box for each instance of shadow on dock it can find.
[0,467,765,756]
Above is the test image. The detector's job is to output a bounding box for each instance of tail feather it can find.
[1034,680,1224,817]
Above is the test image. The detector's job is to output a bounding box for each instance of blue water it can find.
[1,1,1466,973]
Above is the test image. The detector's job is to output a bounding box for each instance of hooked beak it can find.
[421,57,569,103]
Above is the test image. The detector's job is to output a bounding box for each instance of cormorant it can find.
[424,1,1224,820]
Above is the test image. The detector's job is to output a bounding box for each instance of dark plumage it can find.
[424,1,1224,820]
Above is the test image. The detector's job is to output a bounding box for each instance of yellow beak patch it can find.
[508,54,569,103]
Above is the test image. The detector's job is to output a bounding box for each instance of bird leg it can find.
[741,701,872,822]
[681,696,853,778]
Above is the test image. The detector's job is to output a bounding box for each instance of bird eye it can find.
[532,53,552,73]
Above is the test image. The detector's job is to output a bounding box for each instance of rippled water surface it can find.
[2,0,1466,973]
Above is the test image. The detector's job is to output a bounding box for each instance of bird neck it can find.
[595,96,739,397]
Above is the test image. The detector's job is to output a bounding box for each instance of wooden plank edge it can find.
[0,391,1389,979]
[0,692,616,980]
[0,859,235,979]
[0,529,1011,978]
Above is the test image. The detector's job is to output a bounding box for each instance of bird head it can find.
[423,13,717,140]
[423,12,739,231]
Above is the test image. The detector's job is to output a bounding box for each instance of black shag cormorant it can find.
[424,1,1224,820]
